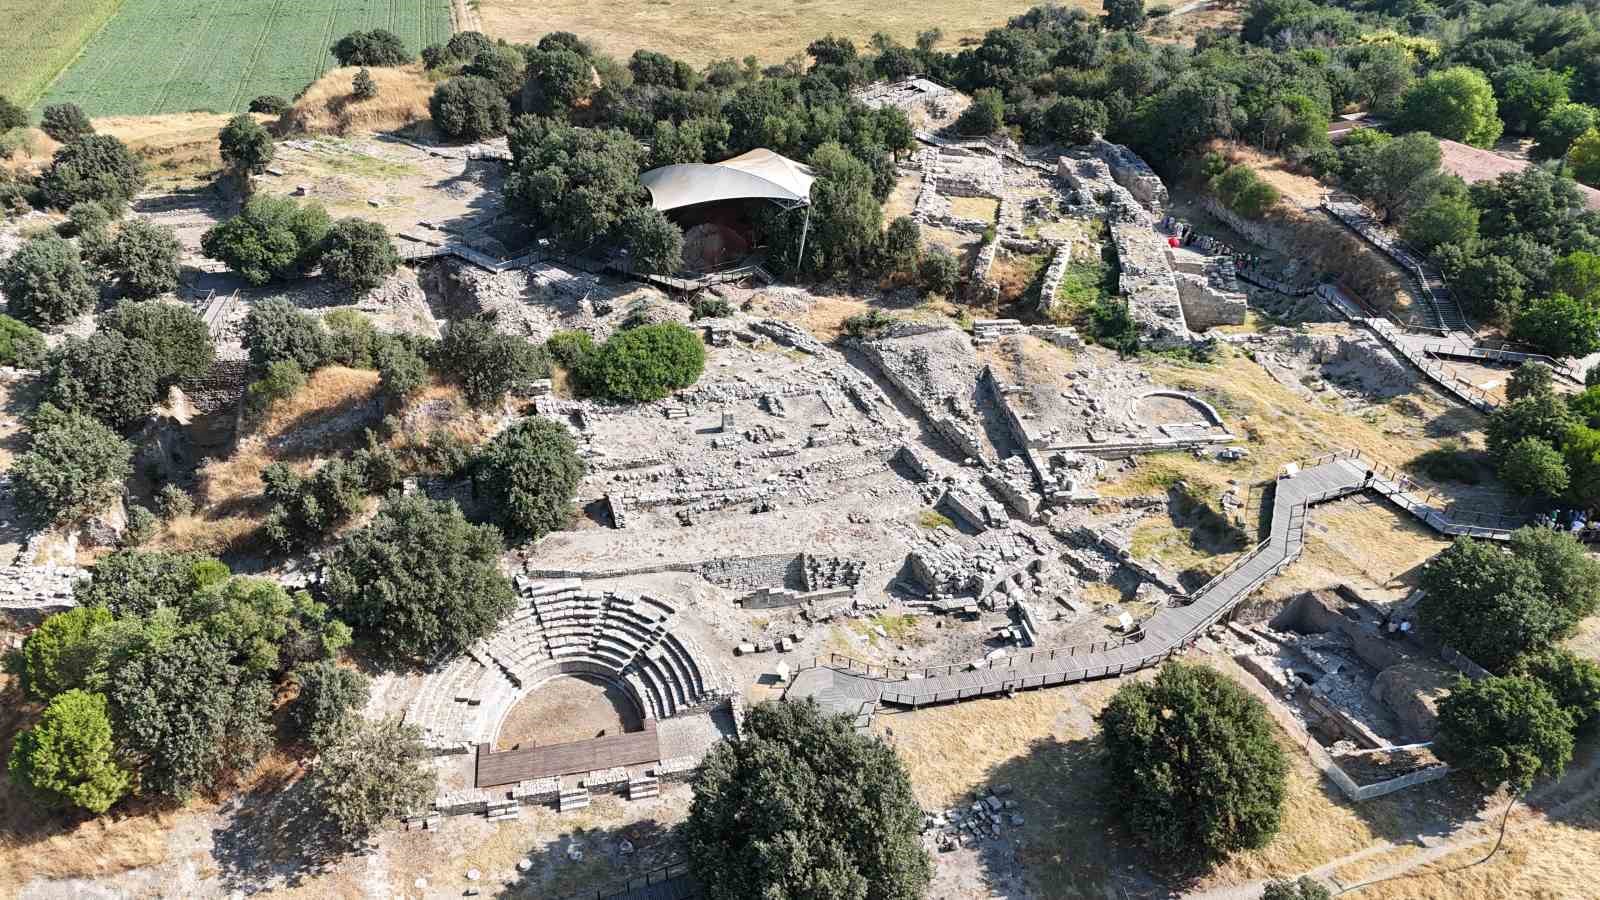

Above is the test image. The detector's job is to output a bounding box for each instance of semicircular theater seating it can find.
[405,579,722,752]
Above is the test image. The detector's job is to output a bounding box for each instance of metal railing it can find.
[554,861,697,900]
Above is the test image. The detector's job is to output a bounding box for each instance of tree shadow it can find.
[208,760,347,894]
[1423,406,1484,439]
[493,816,685,899]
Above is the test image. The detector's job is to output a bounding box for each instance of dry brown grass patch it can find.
[280,65,434,137]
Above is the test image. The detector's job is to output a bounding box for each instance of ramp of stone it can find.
[475,721,662,787]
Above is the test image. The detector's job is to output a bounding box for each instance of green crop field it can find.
[0,0,125,108]
[34,0,454,118]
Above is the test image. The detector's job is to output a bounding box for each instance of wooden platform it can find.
[475,721,661,787]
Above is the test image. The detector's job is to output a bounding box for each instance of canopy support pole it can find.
[796,204,812,270]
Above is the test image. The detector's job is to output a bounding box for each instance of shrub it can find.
[39,104,93,142]
[1506,361,1554,401]
[1512,649,1600,729]
[617,205,684,273]
[202,196,330,285]
[843,308,897,339]
[99,300,213,385]
[879,215,922,276]
[472,418,584,538]
[685,699,931,900]
[12,404,132,524]
[248,95,289,115]
[688,297,734,321]
[16,604,112,702]
[956,88,1005,135]
[918,248,961,296]
[352,68,378,101]
[1211,164,1281,218]
[242,298,332,371]
[309,716,436,841]
[1099,662,1287,862]
[0,314,47,367]
[289,660,371,748]
[321,218,398,294]
[7,690,131,814]
[39,135,145,211]
[331,29,412,67]
[323,494,515,664]
[1089,297,1138,354]
[1499,436,1569,497]
[123,505,157,545]
[261,457,370,552]
[463,47,526,99]
[429,76,510,142]
[1043,95,1108,144]
[0,96,26,131]
[445,31,495,66]
[66,201,114,264]
[106,220,181,299]
[155,483,194,521]
[218,114,274,177]
[0,233,97,327]
[1104,0,1147,30]
[1435,675,1574,791]
[544,329,595,368]
[375,336,428,407]
[43,331,162,428]
[70,549,228,616]
[576,322,705,403]
[1261,877,1333,900]
[247,360,306,412]
[436,318,544,408]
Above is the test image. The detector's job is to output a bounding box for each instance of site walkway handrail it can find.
[553,861,697,900]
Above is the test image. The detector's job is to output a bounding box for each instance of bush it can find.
[1099,662,1287,862]
[39,135,145,211]
[323,494,516,664]
[123,505,157,546]
[544,329,595,368]
[918,248,961,296]
[97,300,213,386]
[308,716,436,841]
[1499,436,1569,497]
[436,318,544,408]
[352,67,378,101]
[289,660,371,748]
[1089,297,1139,354]
[261,457,370,552]
[1512,649,1600,729]
[576,322,705,403]
[12,404,132,524]
[1435,675,1574,791]
[247,359,306,412]
[331,29,412,67]
[106,220,181,299]
[321,218,398,294]
[218,114,274,177]
[202,196,330,286]
[1261,877,1332,900]
[1043,95,1108,144]
[1104,0,1147,30]
[0,233,97,327]
[445,31,495,66]
[472,418,584,538]
[685,699,931,900]
[7,690,131,814]
[956,87,1005,135]
[375,335,428,407]
[463,47,526,99]
[16,604,112,702]
[155,483,194,521]
[879,215,922,276]
[0,96,27,131]
[43,331,164,428]
[0,314,47,367]
[242,298,332,371]
[70,549,228,615]
[429,76,510,142]
[1211,164,1281,218]
[66,201,114,264]
[39,104,93,142]
[688,297,733,321]
[248,95,289,115]
[617,205,684,273]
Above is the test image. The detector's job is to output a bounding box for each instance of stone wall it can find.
[1173,269,1248,330]
[1093,139,1169,212]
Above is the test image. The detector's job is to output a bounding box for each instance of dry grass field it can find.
[279,64,436,137]
[478,0,1099,66]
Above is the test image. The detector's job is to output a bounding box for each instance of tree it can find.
[17,605,112,702]
[1098,662,1287,862]
[323,494,515,664]
[506,119,648,247]
[12,404,131,523]
[1506,362,1554,402]
[1512,293,1600,358]
[919,249,961,296]
[42,331,162,429]
[770,142,882,278]
[956,88,1006,135]
[617,205,684,273]
[247,360,305,411]
[106,630,273,800]
[1211,165,1281,218]
[1435,675,1574,791]
[445,31,496,66]
[1340,132,1447,222]
[1261,877,1332,900]
[102,300,215,384]
[375,336,428,407]
[1571,129,1600,187]
[1104,0,1146,31]
[8,690,131,814]
[331,29,412,67]
[880,215,922,276]
[40,103,93,142]
[1496,64,1569,135]
[67,201,114,265]
[249,95,289,115]
[429,76,512,142]
[463,47,526,99]
[1043,96,1108,144]
[544,330,595,368]
[521,47,596,116]
[1512,650,1600,729]
[0,96,27,131]
[106,220,181,299]
[218,114,274,177]
[1451,253,1527,322]
[576,322,705,403]
[1499,436,1569,497]
[260,456,376,552]
[1533,103,1597,161]
[1396,67,1502,147]
[0,314,47,368]
[686,699,930,900]
[1418,530,1600,671]
[289,660,371,748]
[436,317,543,408]
[308,716,436,841]
[321,218,398,293]
[352,67,378,101]
[39,135,146,210]
[1552,251,1600,302]
[242,298,332,371]
[202,196,330,285]
[472,418,584,538]
[0,234,97,327]
[1400,191,1479,256]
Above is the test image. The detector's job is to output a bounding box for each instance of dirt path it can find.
[450,0,482,33]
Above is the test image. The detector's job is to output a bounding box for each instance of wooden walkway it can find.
[475,722,660,787]
[787,451,1514,716]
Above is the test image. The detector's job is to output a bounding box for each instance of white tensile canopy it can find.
[640,148,816,212]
